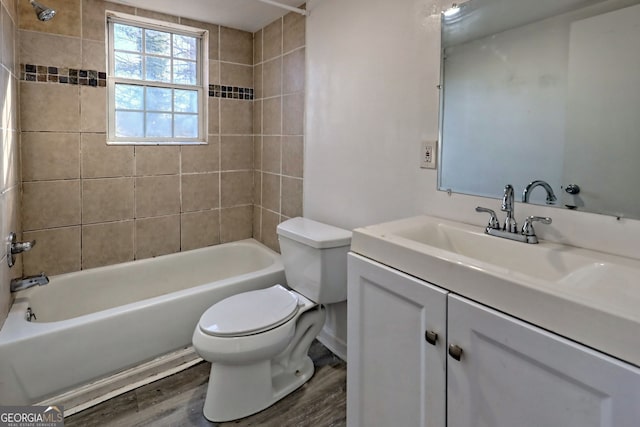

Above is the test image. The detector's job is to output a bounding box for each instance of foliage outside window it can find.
[107,13,208,144]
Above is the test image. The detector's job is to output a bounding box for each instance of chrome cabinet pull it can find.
[448,344,463,361]
[425,330,438,346]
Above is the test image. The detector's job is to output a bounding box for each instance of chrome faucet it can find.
[7,232,37,267]
[476,184,552,244]
[501,184,517,233]
[10,272,49,292]
[522,180,557,205]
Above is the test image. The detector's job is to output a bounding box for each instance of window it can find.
[106,13,208,144]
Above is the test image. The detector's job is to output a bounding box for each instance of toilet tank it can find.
[276,218,352,304]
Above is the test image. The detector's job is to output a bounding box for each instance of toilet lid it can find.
[199,285,299,337]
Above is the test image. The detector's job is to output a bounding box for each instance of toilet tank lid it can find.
[277,217,352,249]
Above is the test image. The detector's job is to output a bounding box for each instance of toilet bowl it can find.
[192,217,351,422]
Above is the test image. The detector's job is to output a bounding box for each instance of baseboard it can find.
[37,347,203,417]
[317,327,347,361]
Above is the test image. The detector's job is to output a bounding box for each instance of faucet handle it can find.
[522,216,552,236]
[475,206,500,229]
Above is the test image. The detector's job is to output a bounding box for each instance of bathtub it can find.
[0,239,286,405]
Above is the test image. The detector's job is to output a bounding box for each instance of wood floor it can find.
[65,341,346,427]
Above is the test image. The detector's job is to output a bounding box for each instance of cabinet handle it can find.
[448,344,463,361]
[425,330,438,345]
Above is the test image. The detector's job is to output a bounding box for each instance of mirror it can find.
[439,0,640,219]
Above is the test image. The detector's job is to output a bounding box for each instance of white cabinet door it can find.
[447,294,640,427]
[347,253,447,427]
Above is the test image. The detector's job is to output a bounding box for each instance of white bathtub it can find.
[0,239,285,405]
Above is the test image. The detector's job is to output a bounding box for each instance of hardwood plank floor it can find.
[65,341,346,427]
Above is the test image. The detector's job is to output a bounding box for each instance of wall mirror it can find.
[438,0,640,219]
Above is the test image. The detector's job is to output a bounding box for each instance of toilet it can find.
[192,217,352,422]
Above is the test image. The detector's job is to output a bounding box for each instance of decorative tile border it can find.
[20,63,255,100]
[209,84,254,100]
[21,64,106,87]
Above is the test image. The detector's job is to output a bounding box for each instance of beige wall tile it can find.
[83,0,134,41]
[135,146,180,176]
[220,99,252,135]
[135,215,180,259]
[220,171,253,207]
[262,136,281,174]
[209,60,220,85]
[1,186,21,261]
[253,29,263,65]
[221,136,253,170]
[281,176,302,218]
[282,135,304,178]
[253,63,263,100]
[180,18,219,60]
[220,62,252,88]
[82,220,134,269]
[260,208,280,252]
[263,57,282,98]
[220,26,252,65]
[263,97,282,135]
[81,87,106,132]
[19,30,82,69]
[283,10,305,53]
[283,48,305,94]
[252,204,261,241]
[81,133,134,178]
[253,136,262,170]
[23,226,81,275]
[253,170,262,205]
[135,8,178,23]
[181,209,220,250]
[19,0,81,37]
[181,173,219,212]
[283,92,304,135]
[0,254,10,330]
[220,205,252,243]
[263,18,282,61]
[23,180,81,230]
[253,99,262,134]
[182,138,219,173]
[82,39,105,70]
[2,130,20,189]
[21,132,80,181]
[208,97,220,134]
[1,7,16,74]
[20,83,80,132]
[82,177,134,223]
[135,175,180,218]
[262,172,280,212]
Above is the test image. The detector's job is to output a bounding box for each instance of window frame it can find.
[106,12,209,145]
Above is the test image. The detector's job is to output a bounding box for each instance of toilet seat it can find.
[199,285,299,337]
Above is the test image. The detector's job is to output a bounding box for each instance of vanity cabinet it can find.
[347,253,447,427]
[348,254,640,427]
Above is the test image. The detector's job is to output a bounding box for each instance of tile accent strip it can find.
[20,64,255,100]
[22,64,106,87]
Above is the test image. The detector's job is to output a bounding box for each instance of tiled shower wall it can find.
[252,11,305,251]
[0,0,21,327]
[19,0,255,275]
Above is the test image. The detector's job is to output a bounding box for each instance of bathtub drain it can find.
[26,307,37,322]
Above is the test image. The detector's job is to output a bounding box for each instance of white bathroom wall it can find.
[305,0,640,356]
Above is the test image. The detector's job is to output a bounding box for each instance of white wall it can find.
[305,0,640,357]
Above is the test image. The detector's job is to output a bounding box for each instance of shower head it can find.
[29,0,56,21]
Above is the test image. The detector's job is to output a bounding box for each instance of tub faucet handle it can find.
[7,232,37,268]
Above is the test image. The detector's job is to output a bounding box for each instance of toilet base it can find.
[203,355,315,422]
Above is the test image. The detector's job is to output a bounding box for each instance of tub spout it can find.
[10,273,49,292]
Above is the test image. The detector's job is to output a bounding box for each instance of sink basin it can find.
[351,215,640,367]
[363,215,616,285]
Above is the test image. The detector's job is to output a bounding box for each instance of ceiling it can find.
[109,0,305,32]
